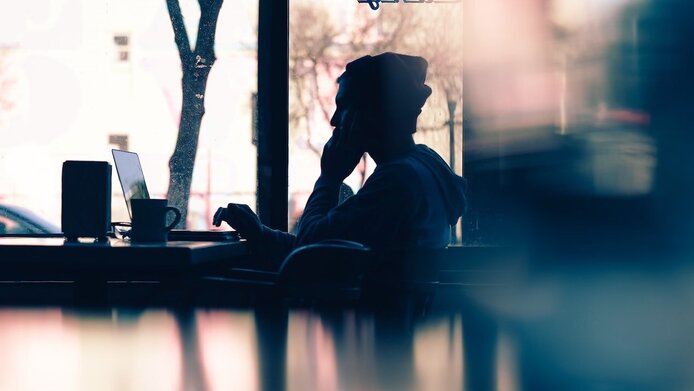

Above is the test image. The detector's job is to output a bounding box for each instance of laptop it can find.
[111,149,238,241]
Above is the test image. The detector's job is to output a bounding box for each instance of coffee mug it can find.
[130,198,181,242]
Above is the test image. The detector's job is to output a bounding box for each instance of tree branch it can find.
[310,60,334,125]
[166,0,192,64]
[195,0,224,65]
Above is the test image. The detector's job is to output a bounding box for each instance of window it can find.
[0,0,683,243]
[113,33,130,63]
[288,0,464,238]
[286,0,668,245]
[0,0,259,229]
[108,134,129,151]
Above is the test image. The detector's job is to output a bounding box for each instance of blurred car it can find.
[0,204,61,235]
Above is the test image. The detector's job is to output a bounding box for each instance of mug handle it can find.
[165,206,182,231]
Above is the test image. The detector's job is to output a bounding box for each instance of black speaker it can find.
[61,161,112,240]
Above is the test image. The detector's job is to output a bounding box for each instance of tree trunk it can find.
[165,0,223,228]
[168,67,211,227]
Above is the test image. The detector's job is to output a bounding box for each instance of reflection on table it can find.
[1,257,693,391]
[0,308,475,391]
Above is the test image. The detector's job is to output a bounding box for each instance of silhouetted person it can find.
[214,52,467,266]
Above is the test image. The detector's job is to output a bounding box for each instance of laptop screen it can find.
[111,149,150,219]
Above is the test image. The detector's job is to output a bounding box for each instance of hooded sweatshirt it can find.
[294,144,467,249]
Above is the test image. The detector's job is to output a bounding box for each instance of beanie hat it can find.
[337,52,433,125]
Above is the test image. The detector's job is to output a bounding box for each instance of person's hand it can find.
[321,111,365,182]
[213,203,263,242]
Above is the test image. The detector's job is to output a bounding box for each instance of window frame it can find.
[256,0,289,231]
[265,0,468,232]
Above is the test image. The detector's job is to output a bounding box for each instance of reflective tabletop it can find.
[0,308,470,391]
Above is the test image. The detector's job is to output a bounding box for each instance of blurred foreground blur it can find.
[457,1,694,388]
[461,0,694,254]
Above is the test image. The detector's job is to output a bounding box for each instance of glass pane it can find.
[0,0,258,230]
[288,0,464,237]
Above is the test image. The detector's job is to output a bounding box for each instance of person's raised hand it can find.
[320,111,365,182]
[213,203,263,242]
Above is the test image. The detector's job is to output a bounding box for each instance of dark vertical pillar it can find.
[448,100,457,171]
[461,1,473,180]
[257,0,289,231]
[449,99,458,245]
[461,0,477,244]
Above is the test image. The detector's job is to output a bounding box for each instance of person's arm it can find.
[295,165,416,247]
[257,225,296,262]
[293,175,342,244]
[291,115,366,242]
[213,203,295,265]
[296,174,342,226]
[295,107,424,246]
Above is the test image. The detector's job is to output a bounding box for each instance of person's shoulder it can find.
[411,144,448,163]
[366,152,424,196]
[373,156,419,181]
[378,145,444,174]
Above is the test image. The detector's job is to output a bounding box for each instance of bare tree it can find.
[408,5,463,170]
[165,0,224,227]
[289,3,339,158]
[364,5,419,54]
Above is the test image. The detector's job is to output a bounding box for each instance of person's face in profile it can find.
[329,80,350,131]
[330,78,377,153]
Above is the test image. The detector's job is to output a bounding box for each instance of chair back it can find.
[277,240,374,301]
[278,241,450,306]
